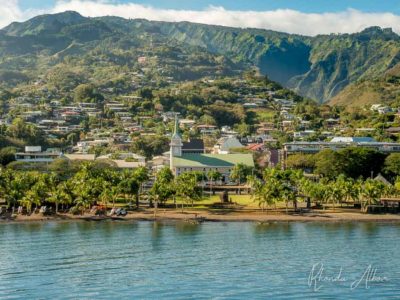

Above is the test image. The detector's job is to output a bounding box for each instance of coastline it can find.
[2,209,400,224]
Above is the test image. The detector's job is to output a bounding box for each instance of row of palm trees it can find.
[1,161,398,214]
[247,169,399,212]
[0,163,149,214]
[0,163,209,214]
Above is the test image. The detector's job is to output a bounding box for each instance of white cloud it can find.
[0,0,23,28]
[2,0,400,36]
[0,0,47,29]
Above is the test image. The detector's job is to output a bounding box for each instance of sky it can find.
[2,0,400,36]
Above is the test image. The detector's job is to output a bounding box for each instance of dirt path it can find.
[2,209,400,223]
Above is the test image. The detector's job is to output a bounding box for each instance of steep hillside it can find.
[330,62,400,107]
[150,23,400,101]
[1,12,400,104]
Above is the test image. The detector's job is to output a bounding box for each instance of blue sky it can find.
[19,0,400,14]
[2,0,400,35]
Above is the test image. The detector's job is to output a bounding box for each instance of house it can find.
[324,118,340,128]
[283,137,400,155]
[151,155,170,173]
[179,119,196,129]
[293,130,315,140]
[73,139,112,153]
[63,154,96,161]
[169,117,254,183]
[330,137,375,143]
[243,102,258,109]
[213,136,244,154]
[197,124,218,135]
[256,122,275,135]
[221,126,238,136]
[97,153,146,164]
[246,143,265,152]
[15,146,62,163]
[386,127,400,135]
[356,128,375,134]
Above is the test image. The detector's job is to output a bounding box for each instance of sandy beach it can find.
[2,208,400,223]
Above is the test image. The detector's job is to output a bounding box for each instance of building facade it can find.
[169,116,254,183]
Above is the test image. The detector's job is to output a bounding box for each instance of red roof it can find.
[246,143,264,151]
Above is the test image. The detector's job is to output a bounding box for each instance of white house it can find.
[213,136,244,154]
[15,146,62,163]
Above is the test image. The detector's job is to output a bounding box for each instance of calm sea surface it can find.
[0,221,399,299]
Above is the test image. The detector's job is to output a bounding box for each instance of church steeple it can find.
[170,114,183,160]
[172,114,181,140]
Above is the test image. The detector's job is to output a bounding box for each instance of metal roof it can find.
[172,154,254,168]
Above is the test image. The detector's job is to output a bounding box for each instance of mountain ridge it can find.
[1,11,400,104]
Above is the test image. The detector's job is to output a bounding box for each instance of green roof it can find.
[172,153,254,168]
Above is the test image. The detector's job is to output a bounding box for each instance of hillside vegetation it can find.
[1,12,400,104]
[330,62,400,107]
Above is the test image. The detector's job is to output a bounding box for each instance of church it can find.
[169,117,254,183]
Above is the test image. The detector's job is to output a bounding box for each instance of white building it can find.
[15,146,62,163]
[169,116,254,183]
[213,136,244,154]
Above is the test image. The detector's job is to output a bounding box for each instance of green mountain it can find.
[1,11,400,103]
[329,62,400,107]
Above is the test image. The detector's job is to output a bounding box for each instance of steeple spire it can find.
[172,113,180,139]
[170,113,183,161]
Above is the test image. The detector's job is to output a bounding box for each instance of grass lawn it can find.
[106,194,304,211]
[164,194,256,209]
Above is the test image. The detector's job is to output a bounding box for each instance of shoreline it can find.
[2,209,400,224]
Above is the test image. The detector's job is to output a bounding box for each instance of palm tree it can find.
[328,180,345,210]
[118,170,138,205]
[176,172,202,208]
[361,179,385,212]
[286,169,304,211]
[307,181,326,208]
[150,167,174,207]
[248,172,282,212]
[230,163,252,194]
[247,175,265,209]
[48,183,72,213]
[132,167,149,209]
[74,189,92,213]
[19,173,47,213]
[281,183,296,213]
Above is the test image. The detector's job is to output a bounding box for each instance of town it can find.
[1,69,400,217]
[1,6,400,299]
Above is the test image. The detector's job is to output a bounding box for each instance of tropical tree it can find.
[361,179,386,211]
[248,170,282,212]
[119,170,139,206]
[307,181,327,207]
[150,167,175,207]
[176,172,202,207]
[395,177,400,195]
[20,174,48,213]
[230,163,253,185]
[384,153,400,178]
[133,167,149,208]
[48,183,72,213]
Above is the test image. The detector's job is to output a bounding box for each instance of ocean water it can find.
[0,221,399,299]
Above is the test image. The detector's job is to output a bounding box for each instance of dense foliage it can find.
[1,12,400,103]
